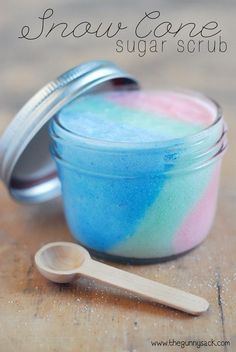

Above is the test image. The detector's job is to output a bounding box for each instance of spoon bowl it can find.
[35,242,90,283]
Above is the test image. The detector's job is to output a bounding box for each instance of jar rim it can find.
[51,89,223,151]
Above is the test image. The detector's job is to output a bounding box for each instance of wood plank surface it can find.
[0,1,235,351]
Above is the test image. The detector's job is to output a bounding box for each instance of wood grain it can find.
[0,0,236,351]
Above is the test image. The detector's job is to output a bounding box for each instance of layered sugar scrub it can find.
[49,90,227,262]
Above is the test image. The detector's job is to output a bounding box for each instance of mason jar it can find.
[49,89,227,263]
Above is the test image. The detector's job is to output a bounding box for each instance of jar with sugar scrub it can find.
[0,61,227,263]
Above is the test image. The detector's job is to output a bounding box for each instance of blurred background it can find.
[0,0,235,133]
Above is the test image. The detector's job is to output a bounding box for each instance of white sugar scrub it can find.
[49,89,227,262]
[55,90,217,142]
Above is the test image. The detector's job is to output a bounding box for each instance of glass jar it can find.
[49,90,227,263]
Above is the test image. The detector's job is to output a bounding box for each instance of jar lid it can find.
[0,61,138,203]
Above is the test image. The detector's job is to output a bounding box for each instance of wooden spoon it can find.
[35,242,209,315]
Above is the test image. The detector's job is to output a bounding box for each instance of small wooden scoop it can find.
[35,242,209,315]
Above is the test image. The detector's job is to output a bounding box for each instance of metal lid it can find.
[0,61,138,203]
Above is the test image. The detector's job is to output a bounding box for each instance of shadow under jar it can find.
[49,90,227,264]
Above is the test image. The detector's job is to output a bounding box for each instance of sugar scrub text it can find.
[18,9,228,55]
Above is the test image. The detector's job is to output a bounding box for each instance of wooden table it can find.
[0,1,236,351]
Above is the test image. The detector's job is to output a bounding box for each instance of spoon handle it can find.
[79,259,209,315]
